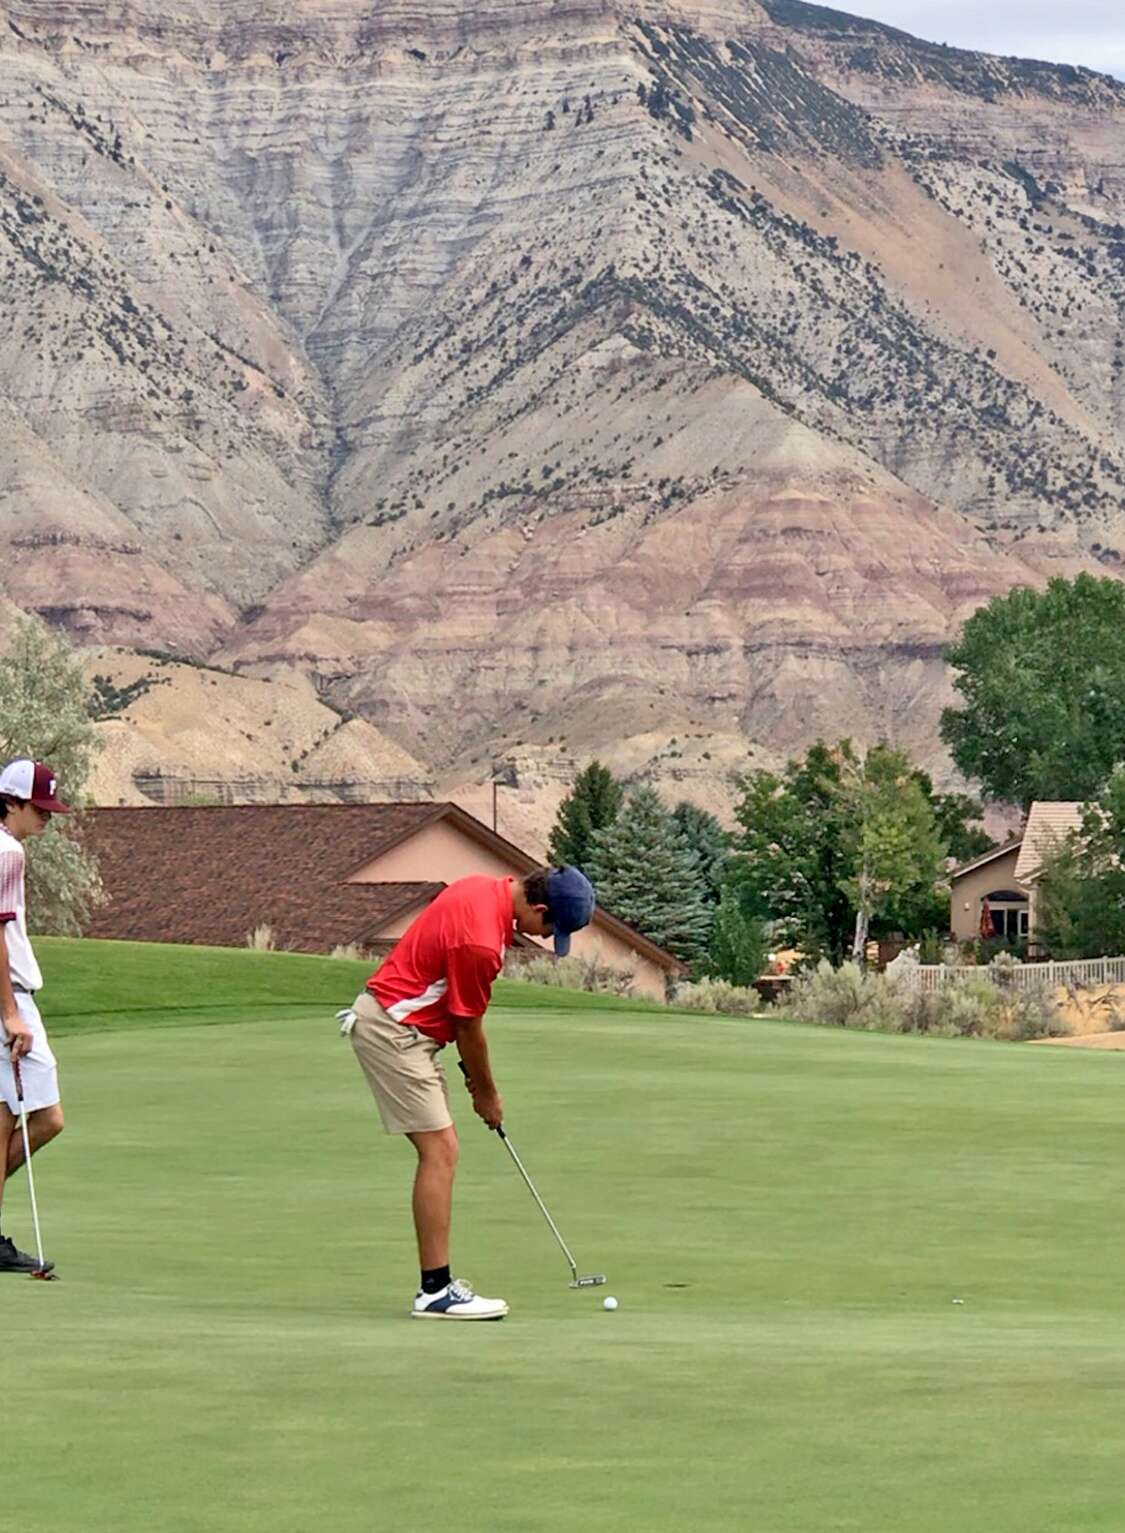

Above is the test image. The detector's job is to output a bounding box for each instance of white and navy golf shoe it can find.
[411,1277,508,1321]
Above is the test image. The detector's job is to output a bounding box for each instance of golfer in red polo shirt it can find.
[342,866,595,1320]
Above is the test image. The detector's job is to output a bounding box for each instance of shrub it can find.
[917,929,945,964]
[777,960,905,1031]
[245,923,276,951]
[901,976,1000,1038]
[329,942,367,962]
[1060,982,1125,1033]
[1001,985,1066,1041]
[669,978,762,1016]
[778,960,1068,1042]
[505,951,635,996]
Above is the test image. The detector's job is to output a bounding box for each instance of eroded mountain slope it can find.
[1,0,1122,809]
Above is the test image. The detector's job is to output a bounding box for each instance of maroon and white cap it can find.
[0,758,71,813]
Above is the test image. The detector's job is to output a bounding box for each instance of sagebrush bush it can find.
[505,952,636,996]
[778,961,1068,1042]
[329,942,367,962]
[670,978,763,1016]
[777,961,904,1031]
[904,977,999,1038]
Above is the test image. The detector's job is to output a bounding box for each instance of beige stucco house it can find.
[949,802,1084,948]
[949,838,1029,945]
[83,801,683,999]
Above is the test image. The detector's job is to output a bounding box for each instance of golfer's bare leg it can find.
[406,1126,459,1270]
[6,1104,63,1176]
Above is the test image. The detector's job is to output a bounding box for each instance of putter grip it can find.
[457,1060,502,1134]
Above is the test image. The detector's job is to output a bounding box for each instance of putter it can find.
[12,1058,56,1281]
[459,1062,605,1289]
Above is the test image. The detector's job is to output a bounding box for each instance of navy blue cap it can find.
[546,867,596,955]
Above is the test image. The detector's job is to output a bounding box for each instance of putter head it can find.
[570,1274,607,1288]
[30,1267,58,1282]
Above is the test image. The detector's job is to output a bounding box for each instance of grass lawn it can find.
[35,937,661,1035]
[7,940,1125,1531]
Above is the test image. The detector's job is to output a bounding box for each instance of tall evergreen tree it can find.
[0,613,103,933]
[671,801,731,905]
[587,785,712,964]
[548,760,624,871]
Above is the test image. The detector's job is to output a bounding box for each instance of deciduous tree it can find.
[0,614,103,933]
[706,884,769,987]
[731,741,949,964]
[942,574,1125,807]
[836,744,947,963]
[730,742,855,963]
[1035,770,1125,958]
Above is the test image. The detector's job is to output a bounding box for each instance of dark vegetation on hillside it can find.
[335,12,1125,565]
[763,0,1125,101]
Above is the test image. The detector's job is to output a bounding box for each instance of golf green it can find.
[7,942,1125,1530]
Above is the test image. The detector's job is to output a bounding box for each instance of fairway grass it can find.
[35,936,661,1035]
[7,943,1125,1530]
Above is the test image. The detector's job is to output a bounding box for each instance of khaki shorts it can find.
[350,992,453,1135]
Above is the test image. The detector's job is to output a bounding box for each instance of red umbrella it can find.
[980,899,996,940]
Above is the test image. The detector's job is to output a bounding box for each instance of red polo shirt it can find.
[368,875,514,1045]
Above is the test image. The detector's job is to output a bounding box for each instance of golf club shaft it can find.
[12,1061,46,1269]
[495,1127,579,1281]
[457,1060,579,1279]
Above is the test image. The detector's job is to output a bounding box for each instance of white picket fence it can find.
[888,955,1125,994]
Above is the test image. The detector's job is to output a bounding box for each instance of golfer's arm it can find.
[454,1015,497,1093]
[0,925,19,1031]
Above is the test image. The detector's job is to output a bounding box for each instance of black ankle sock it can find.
[421,1265,451,1295]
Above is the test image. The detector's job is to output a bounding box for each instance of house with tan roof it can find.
[1013,802,1087,887]
[949,802,1085,950]
[81,801,684,999]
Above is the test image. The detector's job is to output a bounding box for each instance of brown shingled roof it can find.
[82,804,447,953]
[80,800,686,974]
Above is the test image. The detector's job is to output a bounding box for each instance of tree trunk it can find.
[851,906,870,965]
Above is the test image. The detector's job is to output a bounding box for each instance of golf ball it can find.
[603,1296,618,1311]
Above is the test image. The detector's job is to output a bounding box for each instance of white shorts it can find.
[0,992,60,1115]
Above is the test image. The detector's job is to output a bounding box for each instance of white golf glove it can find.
[336,1007,357,1037]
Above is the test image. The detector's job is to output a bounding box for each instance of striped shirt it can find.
[0,825,42,992]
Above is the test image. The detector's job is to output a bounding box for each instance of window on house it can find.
[983,890,1029,940]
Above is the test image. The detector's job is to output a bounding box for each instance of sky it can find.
[842,1,1125,80]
